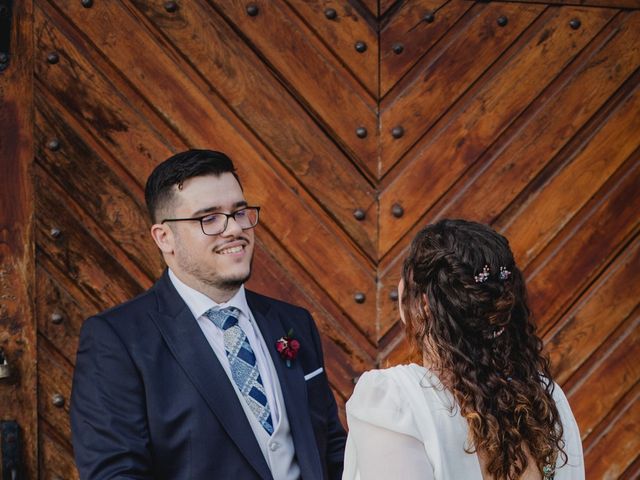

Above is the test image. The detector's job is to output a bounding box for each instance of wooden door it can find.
[0,0,638,478]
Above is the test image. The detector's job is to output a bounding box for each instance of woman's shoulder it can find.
[347,364,430,414]
[353,363,428,392]
[346,364,427,438]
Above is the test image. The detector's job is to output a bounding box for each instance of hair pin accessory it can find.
[474,265,490,283]
[499,266,511,280]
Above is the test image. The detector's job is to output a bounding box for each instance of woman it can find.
[343,219,584,479]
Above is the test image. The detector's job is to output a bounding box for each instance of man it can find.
[71,150,346,479]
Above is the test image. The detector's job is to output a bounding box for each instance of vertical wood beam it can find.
[0,0,36,477]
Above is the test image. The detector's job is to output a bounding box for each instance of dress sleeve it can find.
[552,383,585,480]
[343,370,434,480]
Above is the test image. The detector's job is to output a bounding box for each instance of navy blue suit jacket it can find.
[71,271,346,479]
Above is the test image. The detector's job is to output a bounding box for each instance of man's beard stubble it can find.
[173,238,253,294]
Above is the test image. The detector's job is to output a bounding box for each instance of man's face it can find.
[163,173,255,296]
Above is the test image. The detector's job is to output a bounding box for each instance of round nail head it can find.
[47,52,59,64]
[392,43,404,54]
[324,8,337,20]
[569,18,581,29]
[391,126,404,139]
[353,208,366,221]
[50,228,62,238]
[497,16,508,27]
[355,41,367,53]
[81,0,94,7]
[354,292,366,304]
[51,312,64,325]
[246,4,259,16]
[52,393,65,408]
[389,290,399,301]
[47,138,61,151]
[356,127,367,138]
[392,204,404,218]
[164,1,178,12]
[424,12,435,23]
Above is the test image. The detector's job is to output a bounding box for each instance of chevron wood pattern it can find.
[0,0,633,477]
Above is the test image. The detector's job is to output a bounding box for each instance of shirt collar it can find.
[168,268,248,320]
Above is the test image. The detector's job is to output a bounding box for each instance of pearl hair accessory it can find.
[499,266,511,280]
[474,265,490,283]
[474,265,512,283]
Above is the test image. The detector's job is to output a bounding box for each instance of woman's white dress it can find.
[343,364,584,480]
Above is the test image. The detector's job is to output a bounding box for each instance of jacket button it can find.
[269,441,279,451]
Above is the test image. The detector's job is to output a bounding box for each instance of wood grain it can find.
[212,0,379,177]
[0,0,37,477]
[379,6,614,255]
[286,0,378,96]
[381,2,542,174]
[25,0,640,475]
[583,383,640,478]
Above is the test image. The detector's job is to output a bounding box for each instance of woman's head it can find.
[400,219,527,366]
[400,219,565,479]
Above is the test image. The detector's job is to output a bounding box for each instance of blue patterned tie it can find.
[205,307,274,435]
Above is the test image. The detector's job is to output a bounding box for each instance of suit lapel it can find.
[150,272,272,480]
[247,292,323,479]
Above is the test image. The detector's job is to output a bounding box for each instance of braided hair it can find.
[401,219,566,479]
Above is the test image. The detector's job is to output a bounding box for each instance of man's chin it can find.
[218,272,251,291]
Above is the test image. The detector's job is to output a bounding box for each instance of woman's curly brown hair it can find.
[401,219,566,479]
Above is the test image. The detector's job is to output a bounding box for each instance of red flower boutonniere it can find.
[276,329,300,367]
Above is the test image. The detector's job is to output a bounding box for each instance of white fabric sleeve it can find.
[343,370,434,480]
[553,384,585,480]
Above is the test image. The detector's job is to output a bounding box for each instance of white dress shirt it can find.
[168,269,280,425]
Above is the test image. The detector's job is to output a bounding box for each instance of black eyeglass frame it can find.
[161,206,261,236]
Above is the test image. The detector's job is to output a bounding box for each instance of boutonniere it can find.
[276,329,300,368]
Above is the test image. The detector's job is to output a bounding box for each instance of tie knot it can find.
[205,307,240,330]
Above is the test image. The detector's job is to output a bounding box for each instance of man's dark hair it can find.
[144,149,240,223]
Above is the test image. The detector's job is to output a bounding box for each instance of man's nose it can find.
[222,215,243,236]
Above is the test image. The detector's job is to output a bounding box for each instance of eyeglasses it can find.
[161,206,260,236]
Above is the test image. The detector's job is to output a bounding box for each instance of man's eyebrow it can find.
[192,200,248,216]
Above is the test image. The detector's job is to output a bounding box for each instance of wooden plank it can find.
[35,166,145,309]
[380,0,475,96]
[0,0,37,477]
[379,6,614,256]
[381,0,399,17]
[37,339,74,447]
[211,0,379,177]
[583,383,640,479]
[620,457,640,480]
[286,0,378,95]
[502,87,640,266]
[526,154,640,331]
[125,0,378,254]
[380,159,639,361]
[438,11,640,224]
[33,3,177,189]
[35,92,164,283]
[36,266,85,365]
[40,424,79,480]
[383,0,515,172]
[360,0,378,17]
[495,0,640,9]
[45,0,377,322]
[566,313,639,438]
[546,236,640,385]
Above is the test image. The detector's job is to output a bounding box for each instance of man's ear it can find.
[150,223,174,254]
